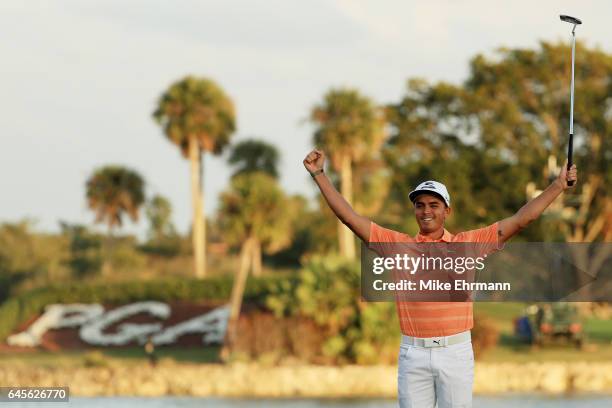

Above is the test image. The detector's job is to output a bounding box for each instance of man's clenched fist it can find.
[556,160,578,190]
[303,149,325,174]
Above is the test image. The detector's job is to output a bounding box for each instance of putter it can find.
[560,14,582,186]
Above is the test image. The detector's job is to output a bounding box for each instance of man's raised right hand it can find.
[302,148,371,242]
[303,149,325,174]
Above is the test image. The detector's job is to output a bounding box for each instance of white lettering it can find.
[153,306,230,345]
[7,304,104,347]
[80,301,170,346]
[420,280,451,290]
[373,257,384,274]
[409,256,421,274]
[7,302,232,348]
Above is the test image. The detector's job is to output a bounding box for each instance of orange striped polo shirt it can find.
[368,222,500,338]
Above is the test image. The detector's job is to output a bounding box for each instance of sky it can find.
[1,0,610,239]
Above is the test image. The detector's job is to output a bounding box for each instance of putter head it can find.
[560,15,582,25]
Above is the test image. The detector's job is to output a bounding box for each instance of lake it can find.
[8,396,612,407]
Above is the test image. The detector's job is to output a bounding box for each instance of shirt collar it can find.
[416,229,453,243]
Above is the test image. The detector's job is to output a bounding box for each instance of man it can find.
[303,149,577,408]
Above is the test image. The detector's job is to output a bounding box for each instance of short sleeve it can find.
[454,222,504,256]
[367,222,414,258]
[456,222,498,243]
[368,222,414,243]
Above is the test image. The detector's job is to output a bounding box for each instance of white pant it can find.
[397,338,474,408]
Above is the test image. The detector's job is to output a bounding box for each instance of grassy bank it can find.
[3,342,612,368]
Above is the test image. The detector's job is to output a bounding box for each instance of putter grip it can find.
[567,133,574,186]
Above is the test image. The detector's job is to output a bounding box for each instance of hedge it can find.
[0,273,299,341]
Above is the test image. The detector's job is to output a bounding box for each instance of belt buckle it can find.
[424,337,444,347]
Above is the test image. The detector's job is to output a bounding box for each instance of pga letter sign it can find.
[7,302,229,347]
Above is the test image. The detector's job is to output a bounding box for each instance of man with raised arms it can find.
[303,149,577,408]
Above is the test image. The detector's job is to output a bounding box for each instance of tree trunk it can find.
[251,239,262,277]
[189,137,206,278]
[221,237,254,359]
[340,154,355,259]
[201,151,207,276]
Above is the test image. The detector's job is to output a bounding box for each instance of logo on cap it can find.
[408,180,451,207]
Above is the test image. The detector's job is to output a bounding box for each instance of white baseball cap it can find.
[409,180,451,207]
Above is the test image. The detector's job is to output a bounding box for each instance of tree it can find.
[217,172,295,352]
[385,42,610,296]
[226,139,283,273]
[153,76,236,278]
[60,222,103,278]
[219,172,295,277]
[85,165,145,233]
[0,221,70,301]
[142,194,181,257]
[264,194,339,266]
[228,138,280,178]
[85,165,145,276]
[145,194,176,242]
[383,79,495,233]
[465,41,612,291]
[310,88,386,259]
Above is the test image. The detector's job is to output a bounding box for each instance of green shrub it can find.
[266,255,400,364]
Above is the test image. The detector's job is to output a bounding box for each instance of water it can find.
[7,396,612,407]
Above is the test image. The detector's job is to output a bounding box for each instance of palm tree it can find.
[226,139,281,275]
[228,139,279,179]
[86,166,145,276]
[85,165,145,232]
[310,88,386,259]
[153,76,236,278]
[217,172,295,353]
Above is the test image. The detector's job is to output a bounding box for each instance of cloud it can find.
[66,0,366,50]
